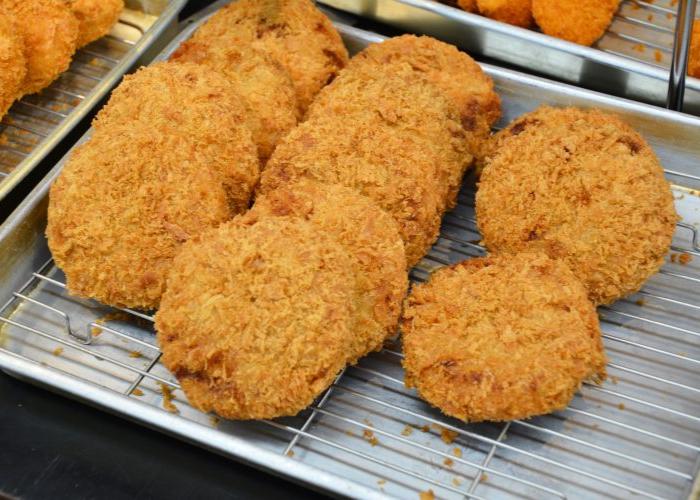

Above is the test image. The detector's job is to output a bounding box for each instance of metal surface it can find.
[0,0,185,203]
[1,11,700,499]
[667,0,698,109]
[319,0,700,115]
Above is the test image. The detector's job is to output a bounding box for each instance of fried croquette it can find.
[2,0,79,95]
[261,108,446,268]
[155,217,357,419]
[306,65,471,212]
[533,0,619,46]
[476,106,677,305]
[402,251,607,422]
[180,0,348,112]
[457,0,478,12]
[67,0,123,48]
[92,62,260,214]
[47,63,259,309]
[476,0,532,28]
[248,180,408,363]
[689,19,700,78]
[171,42,298,161]
[0,9,25,118]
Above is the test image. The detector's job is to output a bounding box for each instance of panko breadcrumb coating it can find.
[47,63,258,309]
[171,43,298,161]
[93,62,260,214]
[476,0,532,28]
[248,180,408,363]
[402,252,607,422]
[306,65,471,212]
[476,106,677,305]
[689,19,700,78]
[2,0,79,95]
[155,217,357,419]
[181,0,348,112]
[533,0,619,46]
[457,0,478,12]
[261,110,445,267]
[0,9,25,118]
[67,0,123,48]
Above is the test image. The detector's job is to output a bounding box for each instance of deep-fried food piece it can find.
[533,0,619,46]
[93,62,260,214]
[261,94,448,267]
[155,217,357,419]
[402,251,607,422]
[689,19,700,78]
[306,65,471,212]
[181,0,348,112]
[67,0,124,48]
[438,0,477,12]
[476,106,677,305]
[2,0,79,95]
[248,180,408,363]
[477,0,532,28]
[47,63,258,309]
[171,42,298,161]
[0,9,25,118]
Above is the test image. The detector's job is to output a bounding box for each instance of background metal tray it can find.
[1,7,700,499]
[319,0,700,116]
[0,0,186,203]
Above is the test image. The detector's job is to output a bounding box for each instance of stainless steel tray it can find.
[1,7,700,499]
[319,0,700,116]
[0,0,186,202]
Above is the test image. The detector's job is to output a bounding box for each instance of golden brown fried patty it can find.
[689,19,700,78]
[155,217,357,419]
[533,0,619,46]
[171,42,298,161]
[402,252,606,422]
[477,0,532,28]
[261,110,445,268]
[3,0,79,95]
[476,106,677,305]
[248,180,408,363]
[0,9,25,118]
[182,0,348,112]
[47,63,259,310]
[67,0,123,48]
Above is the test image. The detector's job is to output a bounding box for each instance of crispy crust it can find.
[47,63,259,309]
[68,0,123,48]
[0,9,25,118]
[155,217,357,419]
[402,252,607,422]
[476,106,677,305]
[171,31,298,161]
[689,20,700,78]
[4,0,78,95]
[181,0,348,112]
[533,0,619,46]
[248,180,408,363]
[477,0,532,28]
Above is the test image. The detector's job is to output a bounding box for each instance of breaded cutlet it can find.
[477,0,532,28]
[533,0,619,46]
[67,0,123,48]
[0,8,25,119]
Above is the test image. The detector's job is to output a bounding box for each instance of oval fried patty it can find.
[402,252,606,422]
[477,0,532,28]
[533,0,619,46]
[0,9,25,118]
[155,217,357,419]
[476,106,677,305]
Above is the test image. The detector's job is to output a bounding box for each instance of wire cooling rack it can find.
[1,171,698,499]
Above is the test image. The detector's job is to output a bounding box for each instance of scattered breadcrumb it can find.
[441,428,458,444]
[132,388,144,396]
[345,429,355,437]
[159,383,179,414]
[443,457,454,467]
[481,473,489,482]
[363,429,379,446]
[209,415,220,427]
[654,50,663,62]
[377,479,386,486]
[128,350,142,358]
[633,44,646,53]
[402,425,414,436]
[453,447,463,458]
[452,477,462,486]
[635,298,646,306]
[611,375,620,385]
[420,425,431,433]
[363,418,374,427]
[666,12,673,19]
[647,14,654,21]
[679,253,692,265]
[618,403,626,410]
[286,450,295,457]
[52,347,63,356]
[419,489,435,500]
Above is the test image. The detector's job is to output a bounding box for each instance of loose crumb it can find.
[286,450,295,457]
[453,447,462,458]
[363,418,374,427]
[452,477,462,486]
[618,403,626,410]
[132,388,144,396]
[441,428,458,444]
[679,253,692,265]
[377,479,386,486]
[420,425,430,433]
[633,43,646,53]
[345,429,355,437]
[611,375,619,385]
[128,350,142,358]
[647,14,654,21]
[635,298,646,306]
[363,429,379,446]
[419,489,435,500]
[443,457,454,467]
[654,50,663,63]
[666,12,673,19]
[52,347,63,356]
[159,383,179,414]
[481,473,489,483]
[401,425,414,436]
[209,415,220,427]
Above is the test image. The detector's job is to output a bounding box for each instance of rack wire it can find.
[1,173,698,499]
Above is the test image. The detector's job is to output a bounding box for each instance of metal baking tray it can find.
[0,0,186,203]
[319,0,700,116]
[1,6,700,499]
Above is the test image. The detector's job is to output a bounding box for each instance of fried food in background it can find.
[402,252,606,422]
[47,63,259,309]
[689,19,700,78]
[438,0,477,11]
[476,106,677,305]
[171,42,298,161]
[67,0,124,48]
[533,0,619,46]
[93,62,260,214]
[0,8,25,118]
[2,0,78,95]
[185,0,348,112]
[476,0,532,28]
[248,180,408,363]
[155,217,357,419]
